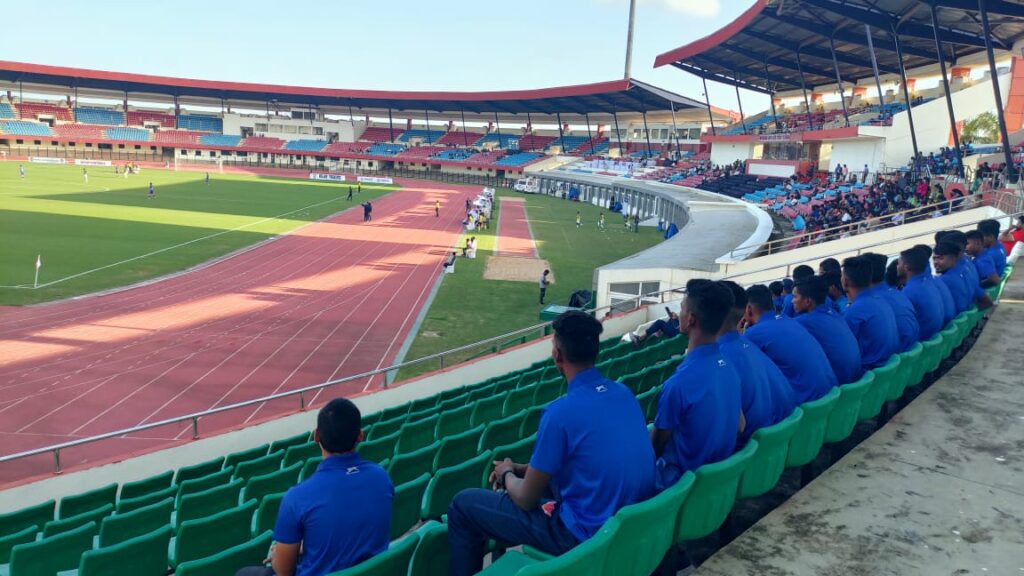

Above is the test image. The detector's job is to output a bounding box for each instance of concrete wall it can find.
[828,137,886,174]
[710,142,754,166]
[222,113,357,142]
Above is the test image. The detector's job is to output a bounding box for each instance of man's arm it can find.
[975,293,994,311]
[271,542,300,576]
[737,411,747,436]
[493,459,550,511]
[981,272,1001,288]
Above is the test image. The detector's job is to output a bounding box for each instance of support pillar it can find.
[930,3,964,176]
[979,0,1017,181]
[864,24,886,110]
[764,59,780,130]
[388,108,395,142]
[556,112,565,152]
[828,37,850,127]
[892,31,921,165]
[796,50,814,130]
[734,74,747,133]
[494,112,502,148]
[612,111,624,156]
[642,111,652,156]
[460,107,469,146]
[585,112,594,155]
[701,76,716,136]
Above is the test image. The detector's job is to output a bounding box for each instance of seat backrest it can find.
[391,474,430,541]
[436,403,475,438]
[10,520,97,576]
[173,499,257,568]
[407,521,449,576]
[434,425,485,472]
[177,478,244,526]
[269,431,311,454]
[395,414,441,454]
[503,385,536,416]
[739,409,804,499]
[519,406,544,439]
[369,416,407,441]
[59,483,118,519]
[786,387,841,469]
[484,435,536,488]
[253,493,285,538]
[117,485,176,514]
[389,441,441,485]
[471,392,510,427]
[532,377,562,406]
[119,470,174,502]
[359,430,402,464]
[42,503,113,538]
[423,451,493,520]
[824,372,874,445]
[329,531,420,576]
[175,456,226,485]
[244,461,302,504]
[100,496,173,547]
[283,441,321,467]
[233,450,285,481]
[175,530,273,576]
[0,499,54,538]
[300,457,323,482]
[675,440,759,542]
[223,443,270,469]
[176,467,235,507]
[521,517,619,575]
[79,524,172,576]
[0,526,38,565]
[606,473,694,576]
[478,411,526,453]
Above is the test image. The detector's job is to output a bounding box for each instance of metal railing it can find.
[2,189,1020,474]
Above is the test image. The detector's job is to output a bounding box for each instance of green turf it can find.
[396,188,664,380]
[0,164,395,305]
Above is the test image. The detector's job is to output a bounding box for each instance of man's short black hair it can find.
[885,260,901,287]
[842,256,873,289]
[768,281,784,297]
[793,264,815,282]
[943,230,967,250]
[823,271,844,294]
[552,310,603,364]
[317,398,362,454]
[863,252,888,284]
[899,247,929,274]
[819,258,841,276]
[684,279,734,334]
[913,244,933,258]
[934,230,951,244]
[720,280,747,310]
[933,241,961,257]
[978,219,1000,238]
[746,284,774,314]
[964,229,983,242]
[794,275,828,306]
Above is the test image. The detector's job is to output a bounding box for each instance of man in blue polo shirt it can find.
[864,253,920,352]
[965,230,1001,288]
[898,247,945,340]
[915,244,956,325]
[236,398,393,576]
[718,281,795,443]
[842,256,899,370]
[791,276,863,385]
[743,284,837,404]
[781,265,815,317]
[933,241,992,313]
[448,311,654,576]
[652,279,743,489]
[978,219,1007,277]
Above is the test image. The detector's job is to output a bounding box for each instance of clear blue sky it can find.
[3,0,769,114]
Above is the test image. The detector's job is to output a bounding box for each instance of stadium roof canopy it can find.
[653,0,1024,94]
[0,60,713,121]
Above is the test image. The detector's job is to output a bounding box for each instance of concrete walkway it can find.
[697,275,1024,575]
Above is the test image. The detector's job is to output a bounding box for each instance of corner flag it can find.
[34,254,41,288]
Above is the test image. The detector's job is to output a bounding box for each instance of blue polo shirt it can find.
[744,314,837,404]
[877,285,920,352]
[937,267,971,313]
[972,252,997,284]
[717,331,794,443]
[530,368,655,541]
[959,256,981,292]
[902,272,944,340]
[932,274,956,325]
[984,244,1007,277]
[654,343,741,479]
[843,290,899,370]
[275,453,393,576]
[781,294,796,317]
[795,304,863,385]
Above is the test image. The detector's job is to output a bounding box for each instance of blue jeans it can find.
[645,319,679,339]
[447,488,579,576]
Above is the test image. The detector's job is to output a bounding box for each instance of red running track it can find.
[0,180,470,486]
[495,197,537,258]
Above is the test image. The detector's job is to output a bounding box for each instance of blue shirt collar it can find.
[813,303,833,314]
[756,313,780,325]
[566,367,605,392]
[717,331,741,346]
[319,452,362,470]
[684,342,720,361]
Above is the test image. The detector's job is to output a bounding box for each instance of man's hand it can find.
[489,458,523,490]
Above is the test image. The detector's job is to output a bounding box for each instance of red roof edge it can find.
[653,0,770,68]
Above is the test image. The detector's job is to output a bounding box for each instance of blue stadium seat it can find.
[494,152,543,166]
[0,120,54,137]
[74,107,125,125]
[367,143,406,156]
[284,140,328,152]
[178,115,224,132]
[398,130,444,144]
[475,133,520,148]
[433,149,474,161]
[0,103,14,119]
[547,135,588,152]
[199,134,243,147]
[104,127,151,141]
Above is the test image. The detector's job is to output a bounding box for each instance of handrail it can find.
[3,201,1020,473]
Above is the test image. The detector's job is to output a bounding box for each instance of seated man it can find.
[781,265,815,317]
[897,246,945,340]
[791,276,863,385]
[965,230,1001,288]
[939,231,983,294]
[769,281,785,313]
[442,251,457,274]
[978,219,1007,277]
[631,307,679,347]
[933,241,993,312]
[864,252,920,352]
[237,398,393,576]
[742,284,837,404]
[842,256,899,370]
[652,279,743,488]
[718,281,795,443]
[914,244,956,325]
[447,311,655,576]
[822,270,849,312]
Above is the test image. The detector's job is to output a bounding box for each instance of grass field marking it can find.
[27,193,352,290]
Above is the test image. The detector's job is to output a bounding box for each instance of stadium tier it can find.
[0,103,14,119]
[432,149,475,161]
[367,143,405,156]
[322,141,369,155]
[436,131,483,146]
[493,151,544,166]
[396,145,446,160]
[127,110,176,128]
[15,102,73,122]
[516,133,555,151]
[283,139,328,152]
[547,135,589,152]
[474,133,520,148]
[197,134,242,147]
[74,107,125,126]
[357,126,403,142]
[104,127,151,141]
[52,123,107,140]
[176,114,222,132]
[0,120,53,137]
[398,129,445,144]
[239,136,285,150]
[152,130,203,145]
[464,150,508,164]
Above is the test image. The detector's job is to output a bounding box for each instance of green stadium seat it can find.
[675,440,758,541]
[369,415,408,441]
[887,342,922,402]
[175,530,273,576]
[326,530,419,576]
[233,450,285,481]
[0,499,53,539]
[395,414,441,454]
[175,457,226,485]
[478,411,526,452]
[434,425,485,472]
[619,367,646,394]
[117,485,175,514]
[439,386,468,403]
[437,393,470,414]
[479,518,617,576]
[119,471,173,502]
[823,372,874,445]
[436,404,475,438]
[224,444,271,470]
[532,378,562,406]
[408,521,449,576]
[391,474,430,541]
[493,377,519,395]
[170,499,257,568]
[409,395,439,415]
[516,368,544,388]
[786,387,841,469]
[243,461,302,504]
[283,441,322,468]
[939,324,959,360]
[520,406,544,439]
[362,410,384,429]
[623,348,649,376]
[857,355,900,421]
[538,364,560,382]
[8,520,96,576]
[99,497,173,547]
[635,386,660,422]
[300,457,323,482]
[389,442,441,486]
[471,393,509,428]
[920,333,944,375]
[252,492,284,538]
[79,524,172,576]
[503,385,536,417]
[423,451,493,520]
[270,432,312,454]
[43,502,113,537]
[465,383,499,404]
[377,402,412,423]
[607,472,694,576]
[407,406,440,424]
[176,467,235,506]
[738,409,804,499]
[0,526,37,565]
[59,483,117,519]
[177,478,244,526]
[359,430,401,465]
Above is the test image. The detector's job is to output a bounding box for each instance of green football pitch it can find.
[0,164,395,305]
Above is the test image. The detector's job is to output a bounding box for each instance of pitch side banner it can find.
[29,156,66,164]
[357,176,393,185]
[309,172,346,183]
[74,159,113,167]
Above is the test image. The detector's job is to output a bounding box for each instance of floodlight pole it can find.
[828,37,850,127]
[624,0,637,79]
[425,108,431,142]
[892,30,921,166]
[930,3,964,177]
[978,0,1017,182]
[669,101,681,158]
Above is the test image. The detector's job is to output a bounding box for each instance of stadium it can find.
[0,0,1021,574]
